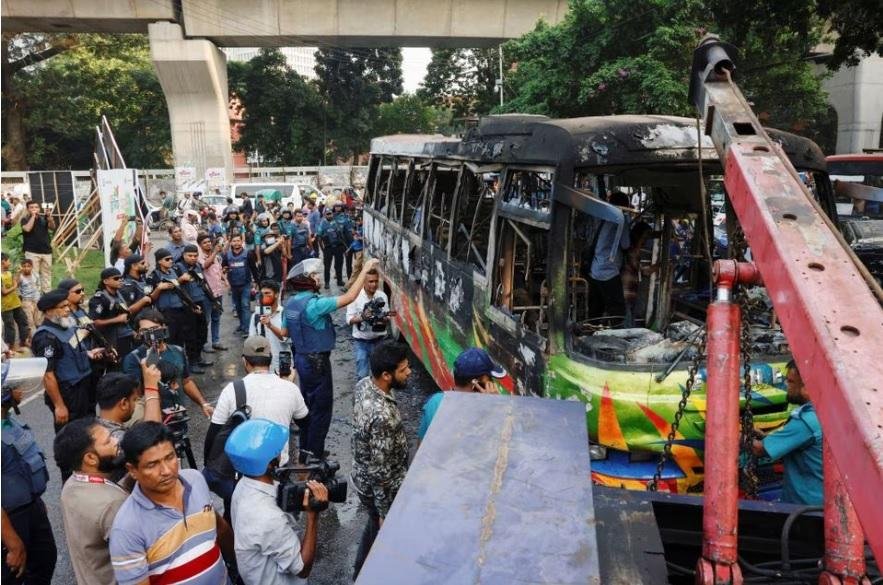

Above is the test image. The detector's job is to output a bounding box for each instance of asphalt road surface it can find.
[17,254,437,584]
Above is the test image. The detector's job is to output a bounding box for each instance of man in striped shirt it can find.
[110,422,233,585]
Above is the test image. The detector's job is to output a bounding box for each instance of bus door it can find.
[484,167,555,396]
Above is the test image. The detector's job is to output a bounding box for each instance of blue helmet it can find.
[224,419,289,477]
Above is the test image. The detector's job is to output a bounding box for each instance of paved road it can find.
[17,256,436,584]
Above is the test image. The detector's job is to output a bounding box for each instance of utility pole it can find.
[497,45,505,107]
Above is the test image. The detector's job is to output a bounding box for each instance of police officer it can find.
[284,256,380,461]
[119,254,159,315]
[1,384,57,584]
[88,267,137,365]
[147,248,204,371]
[175,244,213,369]
[31,289,106,435]
[290,209,313,265]
[57,278,92,329]
[317,208,346,288]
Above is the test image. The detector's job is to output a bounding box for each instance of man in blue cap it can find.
[417,347,507,442]
[225,419,328,585]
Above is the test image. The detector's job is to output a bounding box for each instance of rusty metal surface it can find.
[701,298,743,567]
[355,393,600,585]
[693,44,883,561]
[822,439,871,583]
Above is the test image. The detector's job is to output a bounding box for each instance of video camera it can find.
[274,457,348,513]
[162,405,197,469]
[141,325,170,347]
[360,297,397,332]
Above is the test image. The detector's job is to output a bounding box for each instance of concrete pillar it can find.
[148,22,232,184]
[822,54,883,154]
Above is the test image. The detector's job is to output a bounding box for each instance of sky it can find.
[402,47,433,93]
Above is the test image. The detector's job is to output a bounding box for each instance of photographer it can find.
[204,336,308,515]
[198,234,229,353]
[108,215,145,273]
[97,366,163,449]
[20,200,54,293]
[345,268,390,380]
[258,222,287,284]
[248,280,290,377]
[225,419,327,584]
[121,309,213,418]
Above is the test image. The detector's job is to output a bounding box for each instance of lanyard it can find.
[70,472,127,492]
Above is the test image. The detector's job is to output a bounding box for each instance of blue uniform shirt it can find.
[288,291,338,330]
[417,392,445,440]
[763,402,823,505]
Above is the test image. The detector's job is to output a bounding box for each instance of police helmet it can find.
[287,258,323,281]
[224,419,289,477]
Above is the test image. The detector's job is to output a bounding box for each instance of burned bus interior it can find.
[365,116,831,375]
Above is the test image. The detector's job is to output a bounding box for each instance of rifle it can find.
[80,323,120,365]
[184,266,223,313]
[154,271,202,314]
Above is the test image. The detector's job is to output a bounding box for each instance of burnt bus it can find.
[362,114,832,494]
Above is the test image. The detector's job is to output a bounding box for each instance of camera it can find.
[360,297,396,333]
[274,457,348,513]
[141,325,170,347]
[162,405,197,469]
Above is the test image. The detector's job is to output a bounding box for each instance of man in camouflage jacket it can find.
[350,340,411,579]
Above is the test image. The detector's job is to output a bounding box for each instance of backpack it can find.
[204,380,251,479]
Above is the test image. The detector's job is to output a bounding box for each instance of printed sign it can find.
[205,167,226,188]
[175,166,197,190]
[97,169,138,267]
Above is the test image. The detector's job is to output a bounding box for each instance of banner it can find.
[205,167,226,188]
[175,166,197,190]
[97,169,138,267]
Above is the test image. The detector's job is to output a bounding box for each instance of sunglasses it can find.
[71,288,84,294]
[109,276,122,281]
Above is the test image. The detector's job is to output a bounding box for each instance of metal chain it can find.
[733,225,760,498]
[648,331,707,492]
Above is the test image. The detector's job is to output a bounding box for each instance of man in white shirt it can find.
[248,280,291,378]
[203,336,309,516]
[345,268,390,380]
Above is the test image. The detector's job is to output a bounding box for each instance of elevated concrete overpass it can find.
[4,0,566,182]
[3,0,566,46]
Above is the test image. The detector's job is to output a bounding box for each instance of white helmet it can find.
[287,258,323,280]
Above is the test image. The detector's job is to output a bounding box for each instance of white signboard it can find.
[205,167,226,188]
[97,169,138,267]
[175,166,197,190]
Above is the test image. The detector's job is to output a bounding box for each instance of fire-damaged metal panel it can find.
[356,393,601,585]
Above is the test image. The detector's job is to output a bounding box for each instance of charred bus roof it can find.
[369,114,827,172]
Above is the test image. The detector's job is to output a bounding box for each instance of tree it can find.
[314,48,403,160]
[228,49,326,166]
[816,0,882,68]
[418,48,500,118]
[502,0,832,147]
[372,94,451,137]
[5,34,171,169]
[2,33,77,170]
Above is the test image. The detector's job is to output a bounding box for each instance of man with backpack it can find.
[203,336,309,519]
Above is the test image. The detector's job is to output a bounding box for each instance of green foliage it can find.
[817,0,882,68]
[314,48,403,159]
[418,48,500,118]
[372,94,451,137]
[228,49,326,166]
[14,34,171,169]
[502,0,834,148]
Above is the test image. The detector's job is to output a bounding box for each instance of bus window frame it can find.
[425,161,463,255]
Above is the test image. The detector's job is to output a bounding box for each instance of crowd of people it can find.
[1,185,824,584]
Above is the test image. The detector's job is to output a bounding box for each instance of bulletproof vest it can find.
[151,269,184,311]
[122,275,151,302]
[1,418,49,509]
[70,307,95,349]
[292,222,310,248]
[322,220,344,248]
[176,261,207,302]
[225,249,251,287]
[284,293,336,354]
[34,324,93,385]
[98,290,134,338]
